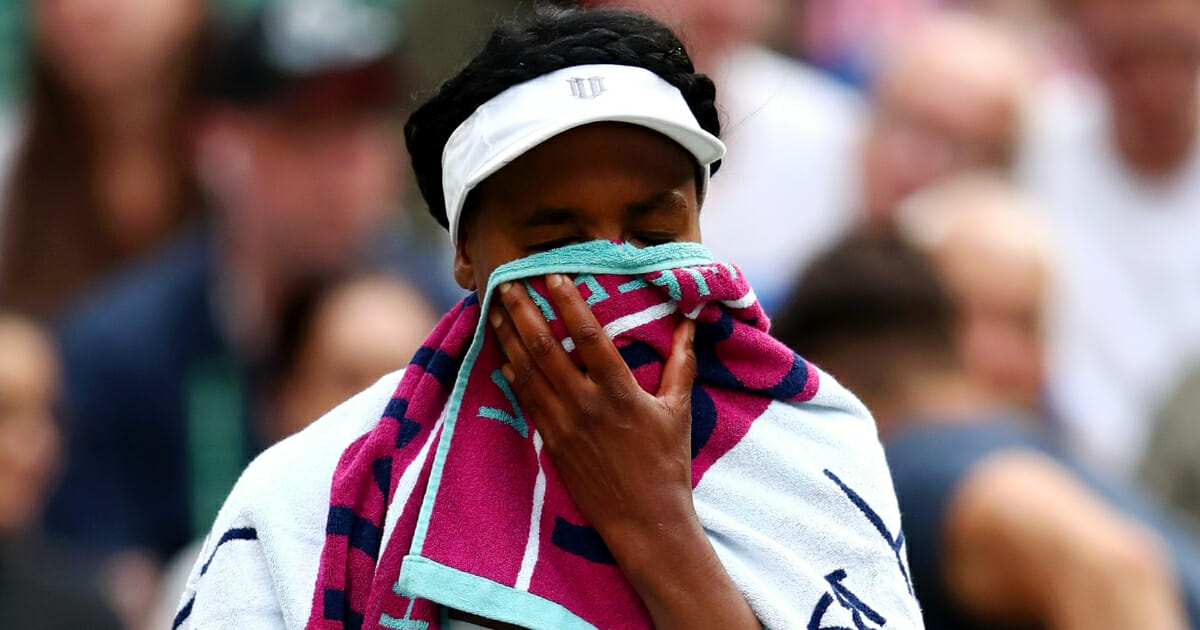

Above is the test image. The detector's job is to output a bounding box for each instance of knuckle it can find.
[528,332,558,359]
[602,384,634,407]
[511,361,535,389]
[573,321,604,347]
[573,395,598,420]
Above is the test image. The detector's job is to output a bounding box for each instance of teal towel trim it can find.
[477,370,529,438]
[574,273,609,306]
[408,240,713,558]
[522,280,557,321]
[380,613,429,629]
[397,556,598,630]
[617,277,649,294]
[684,267,710,297]
[650,272,682,301]
[379,598,429,629]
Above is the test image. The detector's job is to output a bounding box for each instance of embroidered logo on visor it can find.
[567,76,606,99]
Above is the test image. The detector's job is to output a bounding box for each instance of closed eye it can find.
[631,233,678,247]
[528,236,584,253]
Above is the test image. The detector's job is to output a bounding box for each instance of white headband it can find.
[440,63,727,245]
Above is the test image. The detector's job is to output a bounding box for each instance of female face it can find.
[35,0,204,96]
[0,318,61,536]
[453,122,703,293]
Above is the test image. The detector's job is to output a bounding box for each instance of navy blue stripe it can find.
[172,596,194,629]
[410,347,460,385]
[396,417,421,448]
[324,589,365,630]
[382,397,409,421]
[550,516,616,565]
[199,527,258,575]
[326,505,383,559]
[825,469,913,595]
[326,505,355,536]
[690,382,718,458]
[323,588,345,620]
[762,353,811,400]
[618,341,661,370]
[373,456,393,499]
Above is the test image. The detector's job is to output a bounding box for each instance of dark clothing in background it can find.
[0,537,123,630]
[887,418,1200,630]
[42,219,461,561]
[44,229,254,559]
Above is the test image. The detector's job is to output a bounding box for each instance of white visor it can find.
[441,63,727,244]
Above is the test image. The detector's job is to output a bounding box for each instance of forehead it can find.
[470,122,700,213]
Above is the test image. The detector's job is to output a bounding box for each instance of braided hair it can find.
[404,6,722,229]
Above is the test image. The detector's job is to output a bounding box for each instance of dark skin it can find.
[452,122,759,629]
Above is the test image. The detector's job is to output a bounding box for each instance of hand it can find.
[490,274,760,630]
[489,274,698,543]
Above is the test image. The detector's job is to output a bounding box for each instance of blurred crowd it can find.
[3,0,1200,628]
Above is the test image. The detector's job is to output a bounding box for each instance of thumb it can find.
[657,318,697,407]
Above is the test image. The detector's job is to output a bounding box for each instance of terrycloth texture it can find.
[175,241,923,630]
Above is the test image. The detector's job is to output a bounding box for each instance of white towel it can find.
[174,368,923,629]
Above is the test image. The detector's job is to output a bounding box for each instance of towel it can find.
[175,241,923,630]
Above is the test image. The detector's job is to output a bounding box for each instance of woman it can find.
[1,0,207,316]
[176,8,920,629]
[0,310,123,630]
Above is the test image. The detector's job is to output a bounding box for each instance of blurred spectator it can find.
[265,272,437,443]
[860,10,1034,228]
[0,310,122,630]
[963,0,1087,75]
[151,271,437,629]
[791,0,941,87]
[42,2,438,626]
[0,0,208,317]
[774,230,1200,630]
[895,172,1056,416]
[1019,0,1200,476]
[587,0,866,313]
[1143,365,1200,537]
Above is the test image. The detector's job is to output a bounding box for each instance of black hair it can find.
[265,273,344,391]
[404,5,722,229]
[773,229,959,366]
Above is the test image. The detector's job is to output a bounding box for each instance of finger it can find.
[489,305,567,434]
[544,274,634,390]
[497,282,582,394]
[499,362,568,440]
[657,318,697,408]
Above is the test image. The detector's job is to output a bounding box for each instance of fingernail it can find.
[500,282,513,294]
[546,274,562,288]
[488,309,502,328]
[501,364,515,383]
[688,320,696,341]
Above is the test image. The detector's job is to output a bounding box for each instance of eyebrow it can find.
[517,191,687,228]
[624,191,688,218]
[518,206,580,229]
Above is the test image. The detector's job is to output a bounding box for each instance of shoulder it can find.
[886,418,1044,497]
[693,367,925,627]
[217,369,403,520]
[179,370,405,629]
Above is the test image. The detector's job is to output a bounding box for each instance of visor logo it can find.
[567,76,606,99]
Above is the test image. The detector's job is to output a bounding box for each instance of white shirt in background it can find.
[700,45,865,314]
[1020,74,1200,477]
